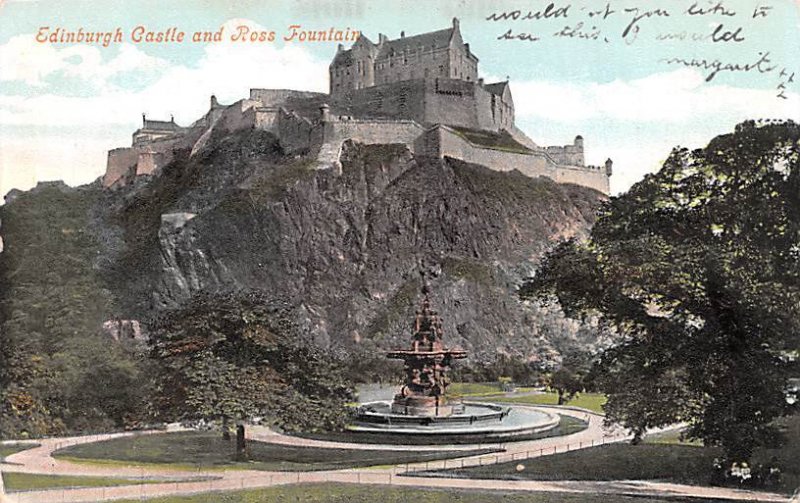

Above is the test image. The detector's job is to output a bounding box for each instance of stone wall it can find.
[249,89,326,107]
[424,79,479,128]
[276,109,323,154]
[552,165,610,194]
[104,148,138,188]
[136,151,169,176]
[213,99,259,133]
[430,126,609,194]
[333,79,428,123]
[545,137,585,167]
[375,47,453,85]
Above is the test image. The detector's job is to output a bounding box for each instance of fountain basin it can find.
[350,401,560,437]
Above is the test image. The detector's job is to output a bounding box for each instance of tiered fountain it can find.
[351,277,560,437]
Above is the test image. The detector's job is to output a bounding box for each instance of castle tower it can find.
[329,35,378,95]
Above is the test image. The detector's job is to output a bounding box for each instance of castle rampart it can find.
[429,125,610,194]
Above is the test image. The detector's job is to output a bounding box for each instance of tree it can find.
[522,120,800,461]
[548,368,583,405]
[147,291,354,454]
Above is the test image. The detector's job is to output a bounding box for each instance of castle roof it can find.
[331,49,353,66]
[376,27,454,60]
[484,81,509,96]
[331,35,375,67]
[142,119,180,131]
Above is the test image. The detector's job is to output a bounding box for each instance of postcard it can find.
[0,1,798,502]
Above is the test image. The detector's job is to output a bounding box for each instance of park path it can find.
[0,407,791,503]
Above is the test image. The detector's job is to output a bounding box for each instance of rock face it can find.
[2,129,606,367]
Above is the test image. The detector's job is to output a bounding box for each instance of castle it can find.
[103,18,612,194]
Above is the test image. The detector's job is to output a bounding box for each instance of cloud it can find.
[0,19,330,196]
[512,69,800,124]
[510,69,800,194]
[0,34,169,88]
[0,19,328,128]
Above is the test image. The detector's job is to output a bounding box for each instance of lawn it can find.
[0,443,38,461]
[478,392,607,414]
[53,431,499,471]
[112,482,731,503]
[429,414,800,494]
[298,415,587,446]
[1,472,188,493]
[448,382,505,396]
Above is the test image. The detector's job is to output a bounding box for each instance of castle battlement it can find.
[102,19,611,194]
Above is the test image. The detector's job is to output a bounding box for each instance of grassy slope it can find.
[53,432,498,471]
[112,482,730,503]
[0,443,38,461]
[477,392,607,415]
[1,472,177,492]
[432,415,800,494]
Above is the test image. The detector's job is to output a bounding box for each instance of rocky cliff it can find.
[3,129,607,375]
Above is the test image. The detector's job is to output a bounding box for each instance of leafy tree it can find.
[548,368,583,405]
[0,186,147,438]
[147,291,354,447]
[522,120,800,461]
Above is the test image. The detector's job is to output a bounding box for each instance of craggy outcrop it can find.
[2,129,607,370]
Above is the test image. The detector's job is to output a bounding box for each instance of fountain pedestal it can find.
[386,283,467,417]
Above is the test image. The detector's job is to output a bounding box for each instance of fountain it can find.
[351,276,560,438]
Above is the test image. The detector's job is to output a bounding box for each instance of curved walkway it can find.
[0,407,790,503]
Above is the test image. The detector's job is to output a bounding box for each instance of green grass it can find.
[0,443,38,461]
[448,382,504,396]
[432,414,800,494]
[450,126,533,155]
[479,392,607,414]
[299,415,587,446]
[53,431,498,471]
[1,472,181,492]
[112,482,731,503]
[646,429,704,446]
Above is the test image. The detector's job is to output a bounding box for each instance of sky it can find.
[0,0,798,197]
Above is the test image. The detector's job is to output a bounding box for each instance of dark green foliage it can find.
[0,184,146,438]
[548,368,583,405]
[522,120,800,460]
[147,292,354,432]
